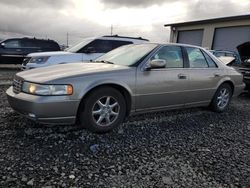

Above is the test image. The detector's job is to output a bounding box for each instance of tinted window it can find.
[4,40,21,48]
[80,39,113,53]
[22,39,38,48]
[111,40,132,50]
[203,51,217,68]
[186,47,208,68]
[79,39,132,53]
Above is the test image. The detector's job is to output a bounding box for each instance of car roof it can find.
[3,37,57,43]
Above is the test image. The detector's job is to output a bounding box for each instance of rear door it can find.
[135,45,190,111]
[184,47,222,106]
[21,39,41,55]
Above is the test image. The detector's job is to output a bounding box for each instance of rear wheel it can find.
[210,83,232,112]
[79,87,126,133]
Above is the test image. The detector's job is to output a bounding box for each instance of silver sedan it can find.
[6,43,245,133]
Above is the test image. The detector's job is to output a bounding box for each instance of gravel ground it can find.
[0,68,19,85]
[0,84,249,188]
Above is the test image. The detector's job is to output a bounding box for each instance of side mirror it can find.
[84,47,96,54]
[145,59,166,70]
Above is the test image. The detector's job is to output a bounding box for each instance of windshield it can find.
[66,38,93,53]
[95,44,158,66]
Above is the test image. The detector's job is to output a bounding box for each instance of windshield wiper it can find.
[94,60,114,64]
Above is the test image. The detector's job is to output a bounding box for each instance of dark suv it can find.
[0,38,60,64]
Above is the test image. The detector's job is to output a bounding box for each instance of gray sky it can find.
[0,0,249,45]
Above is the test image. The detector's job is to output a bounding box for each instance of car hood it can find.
[28,51,73,57]
[17,63,131,83]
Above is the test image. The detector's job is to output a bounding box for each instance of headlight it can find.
[29,56,49,64]
[22,82,73,96]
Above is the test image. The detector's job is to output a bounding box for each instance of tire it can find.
[210,83,233,112]
[79,86,126,133]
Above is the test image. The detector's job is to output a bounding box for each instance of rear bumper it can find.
[243,78,250,90]
[234,83,246,97]
[6,87,80,124]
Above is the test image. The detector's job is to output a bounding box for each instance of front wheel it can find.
[79,87,126,133]
[210,83,233,112]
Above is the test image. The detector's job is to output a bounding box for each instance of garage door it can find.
[213,26,250,51]
[177,30,203,46]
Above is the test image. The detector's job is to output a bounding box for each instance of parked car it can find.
[237,42,250,62]
[6,43,245,133]
[238,59,250,91]
[210,50,241,66]
[237,42,250,91]
[0,38,60,64]
[22,35,149,70]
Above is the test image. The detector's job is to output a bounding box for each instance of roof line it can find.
[164,14,250,27]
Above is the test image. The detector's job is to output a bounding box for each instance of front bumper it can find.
[6,87,80,124]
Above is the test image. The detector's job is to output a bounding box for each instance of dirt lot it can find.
[0,69,249,187]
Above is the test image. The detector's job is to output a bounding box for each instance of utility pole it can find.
[111,25,113,36]
[66,32,69,47]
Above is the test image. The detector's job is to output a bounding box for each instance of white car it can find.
[22,35,149,70]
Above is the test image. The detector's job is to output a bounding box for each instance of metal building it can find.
[165,14,250,52]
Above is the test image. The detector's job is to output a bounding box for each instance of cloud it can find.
[0,0,71,8]
[0,0,106,44]
[185,0,249,21]
[100,0,176,7]
[0,0,249,44]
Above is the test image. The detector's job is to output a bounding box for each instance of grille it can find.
[13,79,23,94]
[22,57,31,65]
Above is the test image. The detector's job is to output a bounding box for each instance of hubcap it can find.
[217,88,230,109]
[92,96,120,126]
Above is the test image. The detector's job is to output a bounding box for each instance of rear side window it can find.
[186,47,208,68]
[151,46,183,68]
[202,51,217,68]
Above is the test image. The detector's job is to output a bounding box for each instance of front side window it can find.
[4,40,21,48]
[186,47,208,68]
[151,46,184,68]
[80,39,113,53]
[111,40,133,50]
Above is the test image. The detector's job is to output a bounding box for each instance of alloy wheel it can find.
[217,88,230,109]
[92,96,120,126]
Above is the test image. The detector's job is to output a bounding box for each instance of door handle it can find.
[178,73,187,79]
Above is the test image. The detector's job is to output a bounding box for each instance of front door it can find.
[135,45,189,111]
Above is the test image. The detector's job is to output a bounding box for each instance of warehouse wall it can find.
[170,19,250,50]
